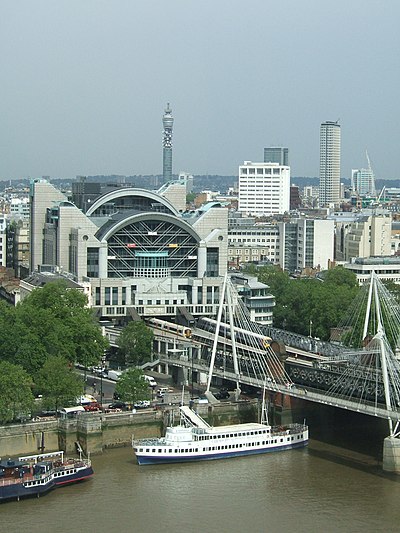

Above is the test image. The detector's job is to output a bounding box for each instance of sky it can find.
[1,0,400,181]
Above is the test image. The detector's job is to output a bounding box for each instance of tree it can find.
[118,321,154,365]
[114,369,150,404]
[0,281,109,373]
[323,266,358,289]
[0,361,34,423]
[35,356,84,412]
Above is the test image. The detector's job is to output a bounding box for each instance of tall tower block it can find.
[162,103,174,183]
[319,121,341,206]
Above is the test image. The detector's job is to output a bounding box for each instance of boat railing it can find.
[271,423,307,436]
[0,471,51,486]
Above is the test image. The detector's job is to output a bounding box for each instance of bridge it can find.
[150,273,400,459]
[158,350,400,422]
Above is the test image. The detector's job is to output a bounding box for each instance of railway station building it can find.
[29,178,228,322]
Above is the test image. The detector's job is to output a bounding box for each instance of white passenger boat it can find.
[133,403,308,465]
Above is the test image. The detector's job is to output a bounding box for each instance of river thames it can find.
[2,433,400,533]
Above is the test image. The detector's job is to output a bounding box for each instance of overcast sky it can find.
[2,0,399,181]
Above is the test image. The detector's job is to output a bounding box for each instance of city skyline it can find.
[1,1,400,181]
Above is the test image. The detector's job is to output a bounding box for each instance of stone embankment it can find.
[0,401,258,456]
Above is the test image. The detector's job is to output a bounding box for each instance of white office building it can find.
[319,121,341,207]
[238,161,290,216]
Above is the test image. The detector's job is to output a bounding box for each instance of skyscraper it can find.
[319,121,341,206]
[162,103,174,183]
[264,147,289,166]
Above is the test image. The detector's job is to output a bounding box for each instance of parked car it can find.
[133,400,151,409]
[107,401,127,410]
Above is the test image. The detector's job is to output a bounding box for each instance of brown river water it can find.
[2,438,400,533]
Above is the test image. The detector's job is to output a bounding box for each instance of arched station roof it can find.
[86,188,179,217]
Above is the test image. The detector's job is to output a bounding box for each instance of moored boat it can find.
[0,451,93,502]
[0,458,55,502]
[19,451,94,486]
[133,403,308,465]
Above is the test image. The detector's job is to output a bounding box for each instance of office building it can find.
[264,147,289,166]
[278,218,334,272]
[162,103,174,183]
[319,121,341,206]
[238,161,290,216]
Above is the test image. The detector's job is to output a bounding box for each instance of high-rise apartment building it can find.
[264,147,289,166]
[351,168,376,197]
[319,121,341,206]
[162,103,174,183]
[238,161,290,216]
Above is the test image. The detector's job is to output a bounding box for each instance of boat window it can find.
[280,438,283,442]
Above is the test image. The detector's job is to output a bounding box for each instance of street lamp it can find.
[100,354,106,407]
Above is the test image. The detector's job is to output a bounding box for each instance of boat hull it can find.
[136,439,308,465]
[0,479,55,502]
[54,465,94,485]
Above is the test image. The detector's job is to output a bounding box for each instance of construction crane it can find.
[366,150,377,197]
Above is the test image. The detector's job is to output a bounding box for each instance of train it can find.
[196,317,271,350]
[146,318,192,338]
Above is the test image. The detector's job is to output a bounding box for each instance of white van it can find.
[108,370,123,381]
[144,375,157,388]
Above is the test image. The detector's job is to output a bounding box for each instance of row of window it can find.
[240,168,283,175]
[140,434,303,455]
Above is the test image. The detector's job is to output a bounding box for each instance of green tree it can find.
[35,356,84,412]
[323,266,358,289]
[114,369,150,404]
[118,321,154,365]
[0,281,109,373]
[186,192,196,204]
[0,361,34,423]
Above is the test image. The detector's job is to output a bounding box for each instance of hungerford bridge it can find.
[103,273,400,472]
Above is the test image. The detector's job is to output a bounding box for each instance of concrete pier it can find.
[383,436,400,473]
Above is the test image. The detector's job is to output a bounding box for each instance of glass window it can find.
[105,287,110,305]
[112,287,118,305]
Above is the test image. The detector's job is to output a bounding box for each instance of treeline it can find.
[244,265,360,341]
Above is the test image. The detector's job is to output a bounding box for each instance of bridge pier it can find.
[383,436,400,474]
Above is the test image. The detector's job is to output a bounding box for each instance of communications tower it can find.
[162,103,174,183]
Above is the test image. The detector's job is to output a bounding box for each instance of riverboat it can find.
[0,451,93,502]
[133,404,308,465]
[19,451,94,486]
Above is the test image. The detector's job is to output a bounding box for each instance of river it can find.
[2,435,400,533]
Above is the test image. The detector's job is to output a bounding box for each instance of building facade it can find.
[351,168,376,197]
[264,147,289,166]
[345,214,391,260]
[319,121,341,206]
[344,257,400,285]
[238,161,290,217]
[29,178,228,321]
[278,218,334,272]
